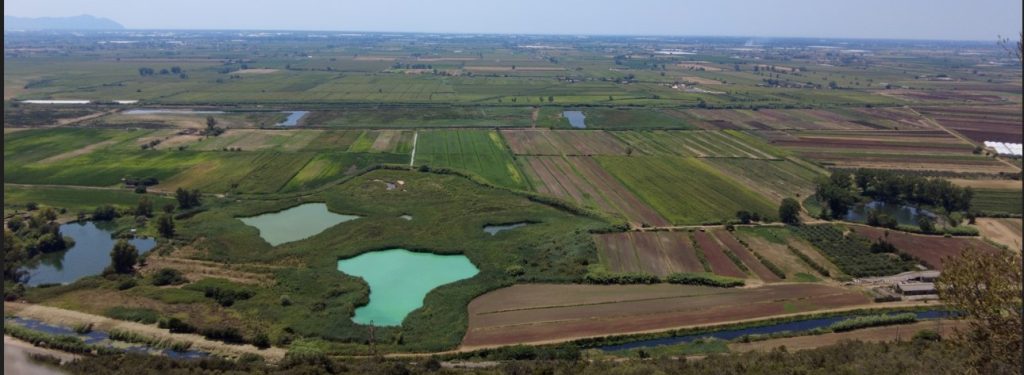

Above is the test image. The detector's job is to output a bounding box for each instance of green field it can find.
[972,188,1024,215]
[596,156,777,224]
[414,130,529,190]
[3,184,174,214]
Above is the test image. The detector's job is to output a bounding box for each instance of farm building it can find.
[896,282,937,296]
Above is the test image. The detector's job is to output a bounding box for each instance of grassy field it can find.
[24,169,608,354]
[971,188,1023,216]
[413,130,529,190]
[3,184,174,215]
[596,156,777,224]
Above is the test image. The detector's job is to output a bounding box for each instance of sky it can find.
[4,0,1022,41]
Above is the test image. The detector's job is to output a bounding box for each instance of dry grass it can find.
[975,218,1022,251]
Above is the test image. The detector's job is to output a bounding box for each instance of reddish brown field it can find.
[519,156,669,226]
[462,283,871,348]
[917,105,1023,143]
[594,231,704,276]
[501,129,627,155]
[682,108,934,131]
[712,230,782,282]
[851,225,1003,270]
[693,231,746,278]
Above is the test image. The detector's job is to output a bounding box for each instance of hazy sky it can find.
[5,0,1022,41]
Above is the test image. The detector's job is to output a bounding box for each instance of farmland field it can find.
[917,105,1023,143]
[413,130,528,190]
[4,27,1022,365]
[596,156,777,224]
[462,283,871,347]
[518,156,668,226]
[850,225,1004,270]
[593,231,705,276]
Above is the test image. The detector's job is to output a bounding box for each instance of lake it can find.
[564,111,586,128]
[337,249,479,326]
[483,222,530,235]
[844,201,936,226]
[276,111,308,126]
[20,222,156,287]
[238,203,359,246]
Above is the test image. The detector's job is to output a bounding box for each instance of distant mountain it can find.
[4,15,124,31]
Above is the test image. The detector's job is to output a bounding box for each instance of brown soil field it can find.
[949,178,1022,190]
[917,105,1023,143]
[519,156,668,226]
[693,231,746,278]
[975,218,1022,251]
[729,319,969,353]
[594,231,704,276]
[462,283,871,348]
[732,229,820,278]
[712,230,782,282]
[851,225,1002,270]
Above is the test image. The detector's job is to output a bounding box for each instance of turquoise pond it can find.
[337,249,479,326]
[238,203,359,246]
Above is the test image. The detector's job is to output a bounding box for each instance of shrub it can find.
[665,272,745,288]
[151,268,187,286]
[830,313,916,332]
[92,205,118,221]
[583,271,659,284]
[105,306,159,324]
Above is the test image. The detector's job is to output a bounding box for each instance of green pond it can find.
[337,249,479,326]
[239,203,359,246]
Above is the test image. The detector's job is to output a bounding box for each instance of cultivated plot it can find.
[463,283,871,348]
[414,130,529,190]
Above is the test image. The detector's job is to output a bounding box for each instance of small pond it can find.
[483,222,531,235]
[337,249,479,326]
[844,201,936,226]
[276,111,308,126]
[564,111,586,128]
[20,222,157,287]
[238,203,359,246]
[599,310,953,351]
[123,109,225,115]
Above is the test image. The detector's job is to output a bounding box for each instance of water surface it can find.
[483,222,530,235]
[21,222,156,286]
[338,249,478,326]
[600,310,952,351]
[844,201,935,226]
[276,111,308,126]
[564,111,586,128]
[239,203,359,246]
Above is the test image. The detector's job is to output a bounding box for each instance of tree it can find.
[92,205,118,221]
[205,116,218,134]
[937,250,1022,373]
[109,240,139,274]
[779,198,801,224]
[547,96,554,103]
[136,196,153,217]
[157,215,175,238]
[175,188,202,209]
[736,210,753,224]
[917,215,935,233]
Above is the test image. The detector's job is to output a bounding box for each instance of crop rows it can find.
[791,225,915,277]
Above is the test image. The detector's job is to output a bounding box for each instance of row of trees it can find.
[851,169,973,212]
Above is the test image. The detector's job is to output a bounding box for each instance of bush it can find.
[253,332,271,349]
[105,306,159,324]
[913,329,942,342]
[830,313,916,332]
[583,271,659,284]
[151,268,187,286]
[158,317,196,334]
[92,205,118,221]
[665,272,745,288]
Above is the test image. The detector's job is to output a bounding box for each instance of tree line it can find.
[814,169,973,219]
